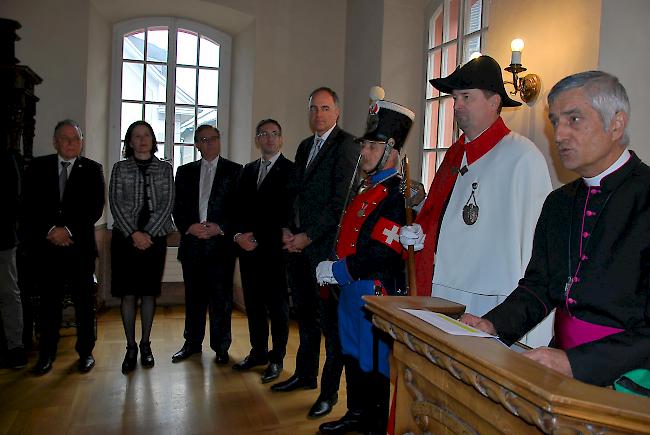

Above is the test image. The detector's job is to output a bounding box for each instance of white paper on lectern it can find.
[402,309,496,338]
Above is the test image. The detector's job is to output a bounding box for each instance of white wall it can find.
[380,0,427,177]
[599,0,650,164]
[343,0,384,140]
[6,0,646,187]
[230,21,256,165]
[1,0,91,157]
[247,0,348,162]
[487,0,602,187]
[84,1,111,190]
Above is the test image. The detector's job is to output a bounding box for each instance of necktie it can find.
[257,160,271,188]
[306,137,324,167]
[59,161,71,201]
[199,164,213,222]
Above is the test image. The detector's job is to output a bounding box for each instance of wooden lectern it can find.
[364,296,650,434]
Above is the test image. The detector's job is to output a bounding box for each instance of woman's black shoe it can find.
[121,346,138,374]
[140,341,155,368]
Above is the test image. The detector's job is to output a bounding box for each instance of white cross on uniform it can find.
[383,225,400,245]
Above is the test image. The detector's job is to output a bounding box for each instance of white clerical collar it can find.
[315,124,336,143]
[583,149,631,187]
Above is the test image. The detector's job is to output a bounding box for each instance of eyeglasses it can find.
[199,135,220,144]
[256,131,281,138]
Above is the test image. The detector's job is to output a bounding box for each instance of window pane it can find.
[424,100,440,149]
[176,67,196,105]
[174,145,198,174]
[197,107,218,129]
[154,146,165,161]
[465,0,483,35]
[442,42,457,80]
[444,0,460,43]
[462,35,481,64]
[123,30,144,61]
[441,97,455,148]
[426,50,442,99]
[175,106,196,144]
[177,29,198,66]
[198,69,219,106]
[122,62,143,100]
[121,102,142,139]
[436,149,447,170]
[422,151,437,189]
[199,36,220,68]
[144,104,166,141]
[145,64,167,102]
[481,0,490,28]
[147,27,169,62]
[428,5,443,49]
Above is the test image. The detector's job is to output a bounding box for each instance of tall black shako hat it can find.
[357,99,415,151]
[429,55,521,107]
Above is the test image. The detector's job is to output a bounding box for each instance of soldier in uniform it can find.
[316,99,414,434]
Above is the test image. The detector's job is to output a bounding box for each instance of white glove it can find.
[400,223,425,251]
[316,261,338,285]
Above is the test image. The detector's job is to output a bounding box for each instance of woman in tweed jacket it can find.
[109,120,175,373]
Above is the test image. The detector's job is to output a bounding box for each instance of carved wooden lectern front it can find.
[364,296,650,434]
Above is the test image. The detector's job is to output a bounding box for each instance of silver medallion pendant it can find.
[463,203,479,225]
[463,182,479,225]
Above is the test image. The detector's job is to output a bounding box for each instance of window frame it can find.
[421,0,489,187]
[108,17,232,174]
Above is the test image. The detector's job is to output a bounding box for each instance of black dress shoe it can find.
[31,355,55,376]
[232,354,268,371]
[171,343,202,363]
[78,355,95,373]
[121,346,138,374]
[271,374,317,392]
[308,394,338,419]
[140,341,154,368]
[261,362,282,383]
[215,352,229,365]
[318,410,364,433]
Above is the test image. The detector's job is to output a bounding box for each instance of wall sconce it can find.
[504,38,541,103]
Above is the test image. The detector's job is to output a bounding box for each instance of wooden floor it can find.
[0,306,348,435]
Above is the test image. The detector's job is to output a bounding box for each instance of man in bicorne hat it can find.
[400,55,553,345]
[316,99,414,434]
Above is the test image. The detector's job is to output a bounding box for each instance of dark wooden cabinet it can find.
[0,18,41,160]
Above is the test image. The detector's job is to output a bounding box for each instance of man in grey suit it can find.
[271,87,359,420]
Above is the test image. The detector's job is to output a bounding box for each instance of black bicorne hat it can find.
[357,100,415,150]
[429,55,521,107]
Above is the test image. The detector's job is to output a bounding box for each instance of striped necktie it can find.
[306,137,324,167]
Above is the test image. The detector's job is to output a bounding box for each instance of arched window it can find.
[109,17,232,173]
[422,0,488,186]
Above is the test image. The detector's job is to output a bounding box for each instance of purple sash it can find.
[554,308,624,350]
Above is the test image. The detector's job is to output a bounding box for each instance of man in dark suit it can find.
[232,119,295,384]
[172,124,242,365]
[21,119,105,375]
[271,87,359,419]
